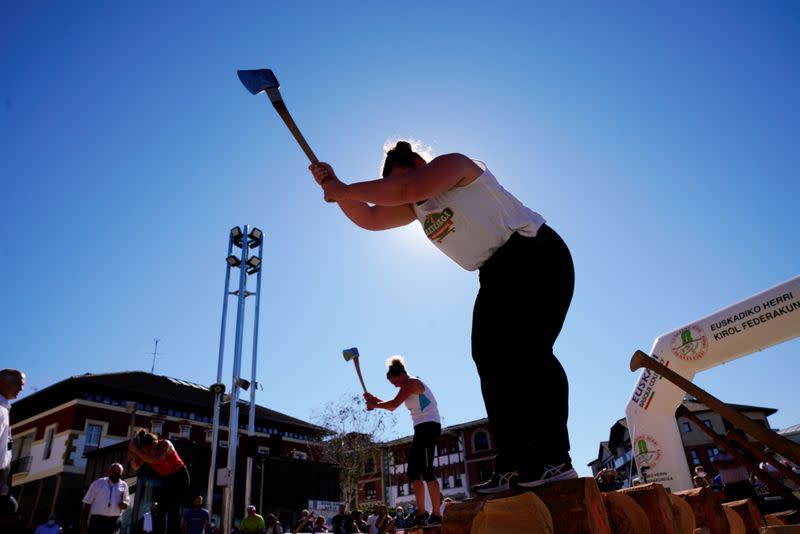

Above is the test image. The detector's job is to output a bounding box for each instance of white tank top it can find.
[403,379,441,427]
[412,161,545,271]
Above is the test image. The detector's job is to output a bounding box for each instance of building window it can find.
[442,476,451,489]
[364,457,376,474]
[179,425,191,439]
[454,475,463,487]
[220,440,228,448]
[258,446,270,456]
[84,424,103,456]
[291,450,307,460]
[397,481,405,496]
[682,422,692,432]
[477,462,493,483]
[43,427,55,460]
[689,449,701,465]
[703,419,712,429]
[473,430,490,452]
[151,421,163,436]
[365,482,377,500]
[205,429,213,442]
[707,447,719,460]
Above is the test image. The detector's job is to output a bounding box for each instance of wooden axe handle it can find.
[352,357,368,395]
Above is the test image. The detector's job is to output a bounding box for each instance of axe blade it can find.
[343,347,359,362]
[237,68,280,95]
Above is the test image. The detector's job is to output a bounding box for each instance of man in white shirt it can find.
[0,369,25,518]
[80,463,130,534]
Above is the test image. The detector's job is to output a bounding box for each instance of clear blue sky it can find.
[2,2,798,476]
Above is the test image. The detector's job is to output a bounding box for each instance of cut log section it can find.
[602,490,651,534]
[725,506,747,534]
[673,487,731,534]
[619,483,679,534]
[722,499,766,534]
[530,477,612,534]
[669,493,698,533]
[440,490,553,534]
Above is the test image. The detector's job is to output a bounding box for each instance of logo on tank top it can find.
[423,208,455,242]
[419,394,431,411]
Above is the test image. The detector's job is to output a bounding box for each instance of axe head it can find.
[237,69,280,95]
[342,347,359,362]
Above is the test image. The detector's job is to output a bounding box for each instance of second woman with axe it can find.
[364,356,443,529]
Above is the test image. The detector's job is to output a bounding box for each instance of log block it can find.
[765,511,798,526]
[669,493,698,533]
[725,507,747,534]
[722,499,766,534]
[440,489,553,534]
[674,487,731,534]
[602,491,651,534]
[620,483,679,534]
[759,527,800,533]
[531,477,612,534]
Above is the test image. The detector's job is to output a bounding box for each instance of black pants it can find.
[472,225,574,473]
[408,422,441,482]
[154,467,190,534]
[89,515,121,534]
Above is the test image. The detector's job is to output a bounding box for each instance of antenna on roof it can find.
[147,338,163,374]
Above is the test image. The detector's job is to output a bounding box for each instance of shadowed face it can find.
[388,373,407,388]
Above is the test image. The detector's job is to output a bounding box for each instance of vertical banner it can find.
[625,276,800,491]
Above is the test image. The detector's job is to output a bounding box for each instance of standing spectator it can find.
[265,514,283,534]
[311,516,328,533]
[136,502,158,534]
[207,519,221,534]
[371,505,394,534]
[181,495,209,534]
[364,358,443,527]
[291,510,313,534]
[331,505,354,534]
[34,514,62,534]
[392,508,404,530]
[713,449,757,502]
[128,430,190,534]
[240,506,266,534]
[80,463,130,534]
[350,511,366,534]
[0,369,25,518]
[692,466,712,489]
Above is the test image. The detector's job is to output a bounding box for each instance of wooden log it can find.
[759,527,800,533]
[440,489,553,534]
[674,487,731,534]
[530,477,612,534]
[725,506,748,534]
[620,483,679,534]
[694,529,711,534]
[669,493,698,534]
[765,510,799,526]
[602,491,651,534]
[722,499,766,534]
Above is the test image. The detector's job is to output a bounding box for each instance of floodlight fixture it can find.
[248,227,263,248]
[246,255,262,275]
[226,255,242,268]
[231,226,244,248]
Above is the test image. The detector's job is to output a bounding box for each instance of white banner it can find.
[625,276,800,491]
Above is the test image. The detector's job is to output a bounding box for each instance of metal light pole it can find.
[222,226,250,534]
[205,226,265,534]
[244,236,265,510]
[207,232,236,517]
